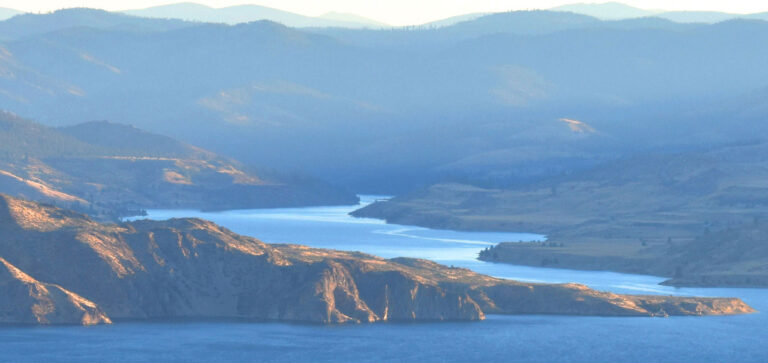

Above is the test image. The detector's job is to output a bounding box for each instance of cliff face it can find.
[0,195,755,325]
[0,257,111,325]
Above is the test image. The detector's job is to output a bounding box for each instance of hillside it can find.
[0,112,358,220]
[353,142,768,287]
[0,194,754,325]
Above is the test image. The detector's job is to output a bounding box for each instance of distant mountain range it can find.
[553,2,768,23]
[2,8,767,192]
[0,8,191,41]
[3,2,767,29]
[122,2,389,28]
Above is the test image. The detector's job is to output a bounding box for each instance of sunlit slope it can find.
[0,112,357,220]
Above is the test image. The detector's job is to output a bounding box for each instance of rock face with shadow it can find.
[0,194,755,325]
[0,257,110,325]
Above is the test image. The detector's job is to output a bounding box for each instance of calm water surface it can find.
[2,196,766,362]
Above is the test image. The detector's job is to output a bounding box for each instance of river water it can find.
[1,196,765,362]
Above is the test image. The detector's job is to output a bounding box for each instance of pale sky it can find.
[3,1,768,25]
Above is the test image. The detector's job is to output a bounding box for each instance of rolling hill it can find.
[353,141,768,287]
[0,111,357,220]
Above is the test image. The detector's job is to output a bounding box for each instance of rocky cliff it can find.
[0,195,755,325]
[0,257,110,325]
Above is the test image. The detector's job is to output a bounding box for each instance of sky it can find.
[3,1,768,25]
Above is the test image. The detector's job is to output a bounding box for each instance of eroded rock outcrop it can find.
[0,194,755,325]
[0,257,111,325]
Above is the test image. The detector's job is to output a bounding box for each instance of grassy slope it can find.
[353,142,768,286]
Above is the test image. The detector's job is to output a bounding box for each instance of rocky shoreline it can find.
[0,194,756,325]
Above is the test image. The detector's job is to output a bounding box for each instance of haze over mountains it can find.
[0,1,766,332]
[553,2,768,23]
[1,7,767,192]
[123,3,389,28]
[5,2,768,27]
